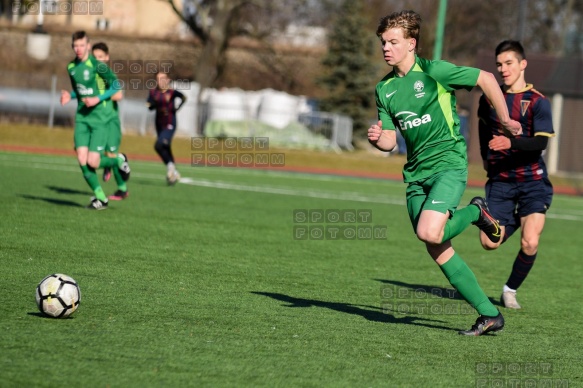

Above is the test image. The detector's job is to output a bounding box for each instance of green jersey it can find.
[67,55,119,123]
[96,73,119,122]
[375,55,479,183]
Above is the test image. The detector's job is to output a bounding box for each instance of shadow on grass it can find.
[252,291,459,332]
[19,194,83,208]
[45,185,91,196]
[27,312,76,319]
[375,278,502,307]
[27,312,46,318]
[375,278,465,301]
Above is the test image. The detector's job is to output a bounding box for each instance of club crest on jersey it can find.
[414,80,425,98]
[83,69,90,81]
[521,100,530,116]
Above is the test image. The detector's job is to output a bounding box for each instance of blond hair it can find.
[376,10,422,51]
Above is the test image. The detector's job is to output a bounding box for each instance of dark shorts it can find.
[485,178,553,227]
[156,123,176,144]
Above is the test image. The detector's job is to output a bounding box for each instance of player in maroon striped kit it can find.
[477,40,555,309]
[147,72,186,185]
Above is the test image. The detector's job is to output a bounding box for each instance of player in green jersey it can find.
[368,11,522,336]
[60,31,129,209]
[92,42,129,200]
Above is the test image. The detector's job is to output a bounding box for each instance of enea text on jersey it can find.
[396,111,432,130]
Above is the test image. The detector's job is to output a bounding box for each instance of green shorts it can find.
[105,117,122,154]
[74,119,109,153]
[405,169,468,232]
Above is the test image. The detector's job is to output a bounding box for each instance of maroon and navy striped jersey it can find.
[478,84,554,182]
[147,88,186,129]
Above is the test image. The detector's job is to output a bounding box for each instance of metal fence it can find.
[0,71,354,151]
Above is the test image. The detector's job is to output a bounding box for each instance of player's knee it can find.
[478,233,498,250]
[521,237,539,255]
[87,159,100,169]
[416,228,442,245]
[481,241,498,251]
[86,154,100,169]
[77,155,87,165]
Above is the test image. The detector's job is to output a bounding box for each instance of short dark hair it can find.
[71,30,88,42]
[495,40,526,60]
[92,42,109,55]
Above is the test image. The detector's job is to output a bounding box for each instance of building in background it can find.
[13,0,183,38]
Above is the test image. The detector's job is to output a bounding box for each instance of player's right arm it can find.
[146,90,157,110]
[60,90,71,106]
[477,95,493,170]
[370,86,397,151]
[368,120,397,152]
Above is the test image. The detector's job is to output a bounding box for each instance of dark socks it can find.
[505,250,537,290]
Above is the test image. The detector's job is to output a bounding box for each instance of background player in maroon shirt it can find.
[147,72,186,185]
[477,40,555,309]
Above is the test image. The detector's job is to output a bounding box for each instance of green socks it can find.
[439,253,499,317]
[112,166,127,192]
[99,156,127,192]
[80,164,107,202]
[441,205,479,243]
[99,156,119,169]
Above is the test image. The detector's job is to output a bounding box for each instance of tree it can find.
[163,0,255,93]
[318,0,379,136]
[163,0,336,93]
[1,0,35,21]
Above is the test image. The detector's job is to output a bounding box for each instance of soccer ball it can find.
[35,274,81,318]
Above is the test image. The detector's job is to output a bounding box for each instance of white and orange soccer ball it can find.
[35,274,81,318]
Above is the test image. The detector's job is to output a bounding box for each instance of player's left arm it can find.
[174,90,187,110]
[488,98,553,151]
[476,71,522,136]
[111,90,123,101]
[95,59,121,102]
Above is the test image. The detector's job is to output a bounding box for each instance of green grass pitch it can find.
[0,151,582,387]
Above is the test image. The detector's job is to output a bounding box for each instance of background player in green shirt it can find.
[60,31,127,209]
[92,42,130,200]
[368,10,522,336]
